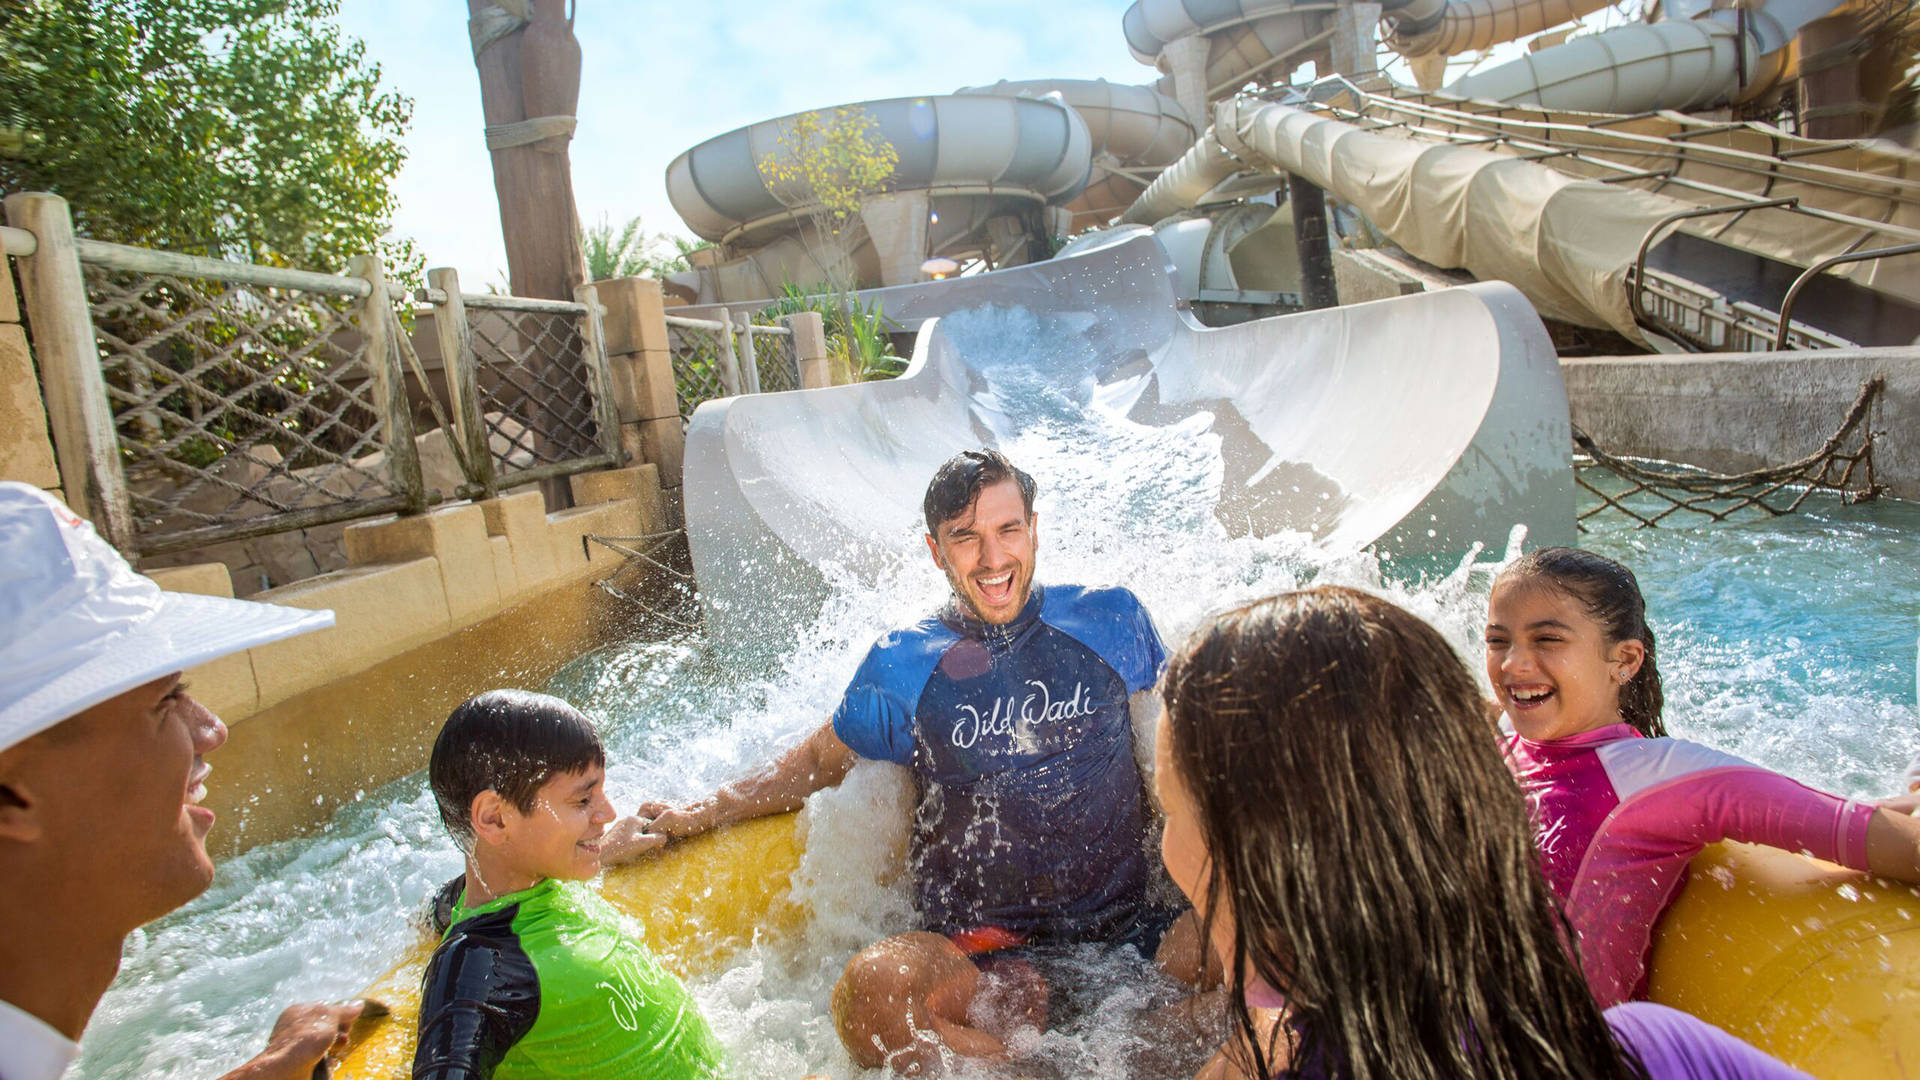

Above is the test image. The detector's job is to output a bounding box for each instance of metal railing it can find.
[662,309,808,426]
[664,311,739,425]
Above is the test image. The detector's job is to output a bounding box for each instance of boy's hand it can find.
[599,815,670,865]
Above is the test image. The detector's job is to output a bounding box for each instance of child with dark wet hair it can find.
[1158,586,1810,1079]
[415,690,724,1079]
[1486,548,1920,1006]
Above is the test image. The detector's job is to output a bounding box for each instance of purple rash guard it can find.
[1279,1003,1809,1078]
[1605,1003,1812,1079]
[831,584,1167,939]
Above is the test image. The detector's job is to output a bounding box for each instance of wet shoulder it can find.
[1038,584,1164,693]
[852,614,965,698]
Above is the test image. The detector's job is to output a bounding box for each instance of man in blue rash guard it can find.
[617,450,1206,1072]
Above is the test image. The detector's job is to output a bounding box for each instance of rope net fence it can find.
[85,264,412,555]
[464,305,604,482]
[1573,377,1884,531]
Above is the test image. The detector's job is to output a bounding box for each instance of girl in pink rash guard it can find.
[1486,547,1920,1008]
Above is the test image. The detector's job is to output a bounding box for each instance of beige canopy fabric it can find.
[1341,88,1920,301]
[1223,99,1694,341]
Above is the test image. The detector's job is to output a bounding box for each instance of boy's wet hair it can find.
[429,689,606,843]
[922,449,1036,536]
[1495,546,1667,738]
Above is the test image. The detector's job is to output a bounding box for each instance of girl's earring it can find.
[1618,671,1631,682]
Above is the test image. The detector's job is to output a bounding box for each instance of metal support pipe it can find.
[1290,175,1339,310]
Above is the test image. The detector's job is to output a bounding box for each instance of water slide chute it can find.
[1123,0,1348,120]
[956,78,1197,231]
[664,94,1092,299]
[682,230,1573,649]
[1442,0,1853,112]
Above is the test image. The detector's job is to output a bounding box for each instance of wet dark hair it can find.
[1160,587,1647,1080]
[922,449,1036,536]
[429,690,606,843]
[1494,547,1666,738]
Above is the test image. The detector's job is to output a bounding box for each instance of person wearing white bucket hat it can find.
[0,481,361,1080]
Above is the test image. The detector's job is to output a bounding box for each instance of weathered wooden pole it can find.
[466,0,586,301]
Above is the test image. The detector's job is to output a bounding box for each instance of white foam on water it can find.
[75,305,1920,1078]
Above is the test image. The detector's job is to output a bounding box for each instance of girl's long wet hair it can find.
[1494,547,1666,738]
[1160,587,1647,1080]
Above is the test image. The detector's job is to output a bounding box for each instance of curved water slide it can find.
[1442,0,1851,112]
[956,79,1198,232]
[683,231,1573,646]
[1124,0,1360,124]
[665,94,1092,301]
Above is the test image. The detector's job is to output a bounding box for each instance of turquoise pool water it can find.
[69,300,1920,1078]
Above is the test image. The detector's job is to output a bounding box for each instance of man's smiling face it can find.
[926,476,1038,625]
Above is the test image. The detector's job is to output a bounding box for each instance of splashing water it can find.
[77,306,1920,1078]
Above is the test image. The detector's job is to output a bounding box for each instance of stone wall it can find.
[1562,348,1920,501]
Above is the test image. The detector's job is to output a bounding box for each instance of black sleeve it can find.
[411,905,539,1080]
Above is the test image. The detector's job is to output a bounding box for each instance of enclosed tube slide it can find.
[1444,0,1842,112]
[957,79,1196,231]
[1141,99,1697,341]
[1124,0,1341,119]
[683,230,1572,647]
[1383,0,1613,58]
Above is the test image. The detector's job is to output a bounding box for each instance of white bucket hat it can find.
[0,482,335,753]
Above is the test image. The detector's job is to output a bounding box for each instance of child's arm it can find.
[1866,794,1920,882]
[413,931,537,1080]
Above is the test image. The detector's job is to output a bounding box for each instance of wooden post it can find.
[783,311,831,389]
[428,267,496,498]
[735,311,762,395]
[349,254,427,513]
[713,306,742,396]
[467,0,587,302]
[573,282,624,464]
[4,192,136,552]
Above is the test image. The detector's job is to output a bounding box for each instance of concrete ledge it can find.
[249,557,452,710]
[1562,348,1920,500]
[480,489,560,590]
[344,503,502,629]
[148,562,260,721]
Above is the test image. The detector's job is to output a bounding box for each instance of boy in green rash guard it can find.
[414,690,726,1080]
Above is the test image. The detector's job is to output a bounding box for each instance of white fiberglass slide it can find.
[682,232,1573,646]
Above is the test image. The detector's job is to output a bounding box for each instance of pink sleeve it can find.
[1636,767,1874,869]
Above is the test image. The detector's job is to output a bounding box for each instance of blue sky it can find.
[335,2,1172,286]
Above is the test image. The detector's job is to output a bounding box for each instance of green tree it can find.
[581,214,712,281]
[756,106,899,289]
[0,0,415,274]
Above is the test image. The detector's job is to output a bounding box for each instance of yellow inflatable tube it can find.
[333,813,806,1079]
[335,827,1920,1078]
[1648,842,1920,1079]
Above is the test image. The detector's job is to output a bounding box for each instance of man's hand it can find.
[598,814,671,866]
[634,799,717,842]
[214,1000,365,1080]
